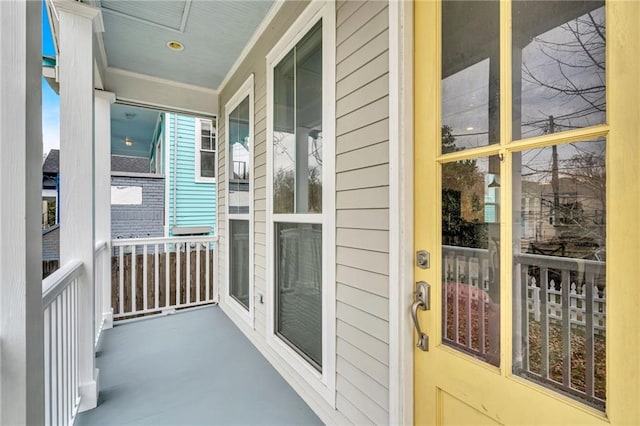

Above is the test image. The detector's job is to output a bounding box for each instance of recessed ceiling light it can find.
[124,137,134,147]
[166,41,184,51]
[466,126,474,131]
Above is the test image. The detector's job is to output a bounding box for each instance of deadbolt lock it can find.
[416,250,430,269]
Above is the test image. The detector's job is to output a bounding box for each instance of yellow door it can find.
[414,1,640,424]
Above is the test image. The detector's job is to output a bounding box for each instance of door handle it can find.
[411,281,430,351]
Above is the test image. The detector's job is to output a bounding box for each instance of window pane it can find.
[229,96,251,215]
[276,222,322,370]
[512,139,606,409]
[274,50,295,214]
[296,22,322,213]
[201,136,212,151]
[442,155,501,367]
[201,121,210,135]
[442,1,500,151]
[230,220,250,310]
[272,21,323,214]
[513,1,605,140]
[201,151,215,178]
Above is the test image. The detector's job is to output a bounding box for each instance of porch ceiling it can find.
[95,0,274,90]
[111,104,160,158]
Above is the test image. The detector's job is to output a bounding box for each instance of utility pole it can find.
[549,116,560,224]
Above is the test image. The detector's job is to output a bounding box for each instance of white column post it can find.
[55,0,103,412]
[94,90,115,331]
[0,1,44,424]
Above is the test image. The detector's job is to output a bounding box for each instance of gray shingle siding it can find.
[42,224,60,261]
[111,176,165,239]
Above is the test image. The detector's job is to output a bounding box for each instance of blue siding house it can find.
[150,112,217,237]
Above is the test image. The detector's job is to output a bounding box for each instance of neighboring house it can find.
[110,155,165,240]
[42,148,59,228]
[149,112,217,236]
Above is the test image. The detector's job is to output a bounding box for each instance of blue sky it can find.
[42,1,59,155]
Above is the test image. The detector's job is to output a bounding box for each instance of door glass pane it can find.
[512,139,606,409]
[230,220,250,310]
[442,155,501,366]
[229,96,251,215]
[513,1,605,140]
[442,1,500,151]
[275,222,322,370]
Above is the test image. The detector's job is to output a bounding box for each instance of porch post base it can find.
[78,368,100,412]
[102,309,113,330]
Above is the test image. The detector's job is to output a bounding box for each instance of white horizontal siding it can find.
[335,2,390,424]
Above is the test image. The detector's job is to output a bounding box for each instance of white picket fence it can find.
[442,246,606,331]
[527,278,606,333]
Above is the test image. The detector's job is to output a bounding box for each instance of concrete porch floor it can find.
[76,306,323,425]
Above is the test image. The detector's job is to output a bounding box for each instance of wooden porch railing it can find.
[111,236,218,320]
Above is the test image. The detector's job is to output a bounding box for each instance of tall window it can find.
[196,118,216,181]
[226,74,253,323]
[272,21,324,370]
[266,2,335,402]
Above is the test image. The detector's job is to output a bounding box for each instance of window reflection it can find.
[442,155,501,366]
[273,22,322,214]
[512,139,606,408]
[442,0,500,151]
[229,96,251,215]
[513,1,605,140]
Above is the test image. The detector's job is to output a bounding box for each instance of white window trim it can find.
[224,74,255,329]
[195,117,217,183]
[265,1,336,407]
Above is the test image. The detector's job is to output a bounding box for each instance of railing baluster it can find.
[62,288,68,426]
[196,242,201,303]
[465,255,471,348]
[154,244,159,309]
[541,266,549,380]
[57,298,63,425]
[479,256,486,355]
[585,275,595,398]
[176,243,181,306]
[143,244,148,312]
[206,243,210,301]
[443,251,450,341]
[165,243,170,308]
[119,247,124,315]
[73,280,79,409]
[521,262,529,371]
[44,306,51,425]
[561,269,571,387]
[52,299,58,425]
[131,244,136,313]
[186,243,191,304]
[454,256,460,344]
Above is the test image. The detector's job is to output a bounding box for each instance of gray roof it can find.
[111,155,150,173]
[43,149,59,174]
